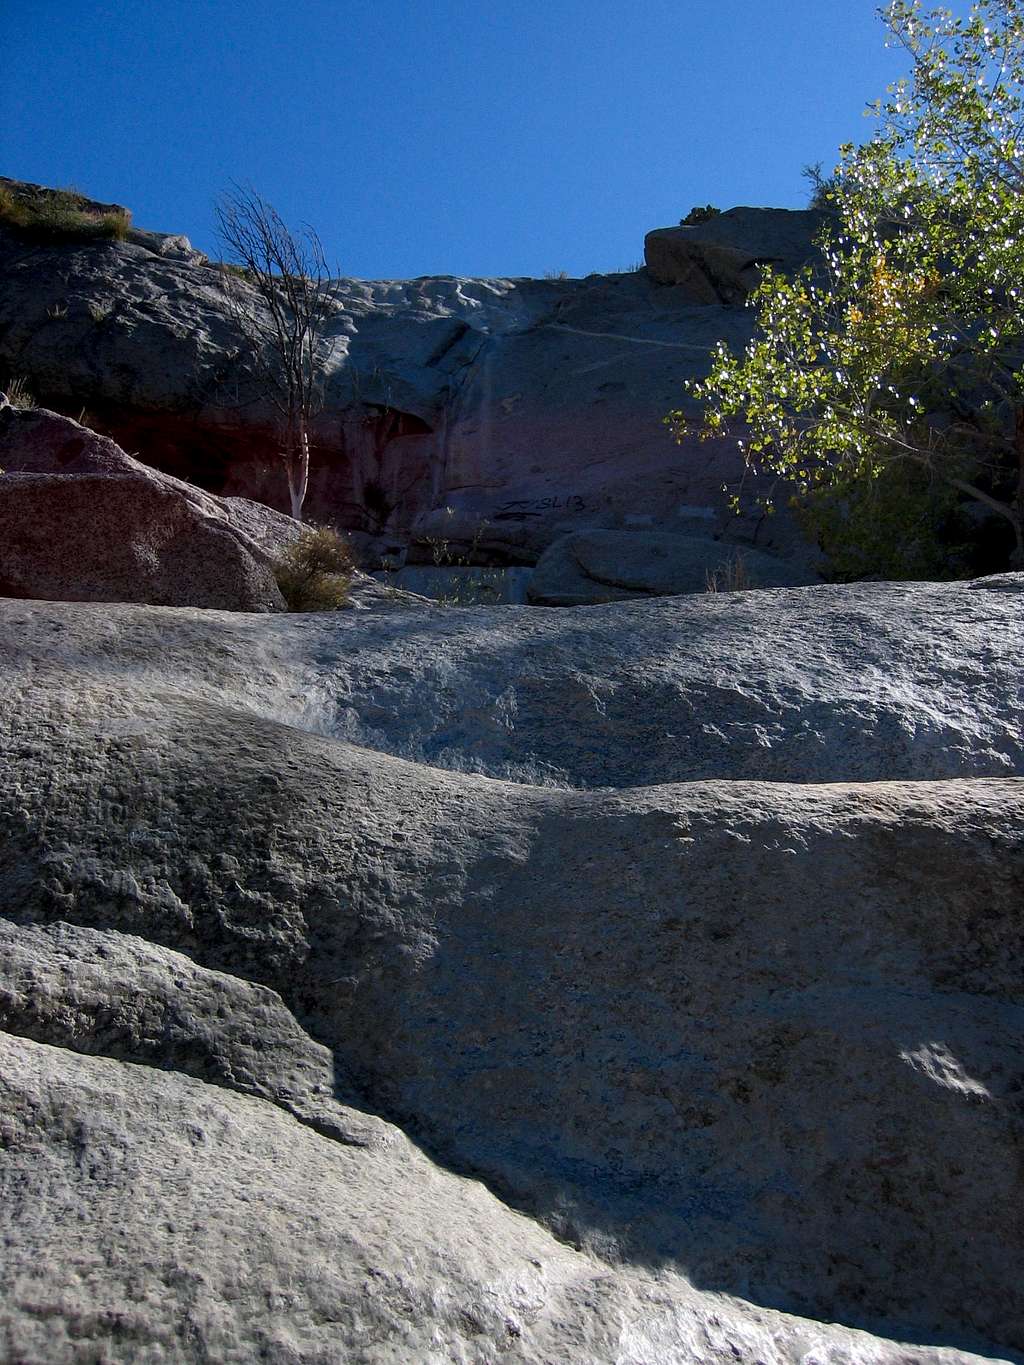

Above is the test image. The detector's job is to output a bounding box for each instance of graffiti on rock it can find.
[494,494,586,522]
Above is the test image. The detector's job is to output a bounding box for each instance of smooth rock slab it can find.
[2,607,1023,1357]
[527,529,815,605]
[1,1033,987,1364]
[2,580,1020,787]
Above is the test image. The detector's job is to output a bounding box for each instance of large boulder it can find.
[0,586,1022,1360]
[0,405,287,610]
[644,207,830,300]
[527,529,816,605]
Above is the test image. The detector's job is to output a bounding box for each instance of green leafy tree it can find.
[669,0,1024,571]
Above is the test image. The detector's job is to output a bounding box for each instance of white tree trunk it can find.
[286,428,310,522]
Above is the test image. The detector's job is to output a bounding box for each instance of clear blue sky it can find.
[2,1,911,279]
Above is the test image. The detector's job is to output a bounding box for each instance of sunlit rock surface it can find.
[1,588,1022,1362]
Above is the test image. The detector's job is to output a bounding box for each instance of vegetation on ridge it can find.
[680,204,721,225]
[0,184,131,244]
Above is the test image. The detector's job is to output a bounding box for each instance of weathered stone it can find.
[527,529,816,604]
[218,494,303,557]
[968,570,1024,592]
[0,180,803,561]
[644,207,830,299]
[0,406,287,610]
[0,918,387,1148]
[0,405,426,615]
[7,580,1012,788]
[0,589,1022,1359]
[2,1032,980,1364]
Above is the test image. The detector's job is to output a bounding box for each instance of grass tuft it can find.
[705,552,752,593]
[3,376,35,410]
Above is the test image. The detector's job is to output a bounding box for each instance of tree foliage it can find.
[216,187,338,522]
[669,0,1024,571]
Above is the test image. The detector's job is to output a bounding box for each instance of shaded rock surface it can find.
[0,918,387,1148]
[0,181,810,560]
[1,588,1022,1362]
[3,1032,981,1365]
[528,529,817,605]
[373,562,535,605]
[644,207,830,300]
[0,406,426,615]
[0,405,287,610]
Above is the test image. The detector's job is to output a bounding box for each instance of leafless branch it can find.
[215,185,338,520]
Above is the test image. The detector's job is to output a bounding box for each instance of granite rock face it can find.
[0,404,288,610]
[644,207,830,300]
[0,403,429,615]
[7,579,1010,788]
[527,529,816,604]
[1,587,1022,1362]
[0,182,815,561]
[4,1032,984,1365]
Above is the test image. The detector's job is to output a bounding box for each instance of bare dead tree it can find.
[215,186,337,521]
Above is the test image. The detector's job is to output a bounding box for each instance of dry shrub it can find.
[705,553,752,593]
[273,525,354,611]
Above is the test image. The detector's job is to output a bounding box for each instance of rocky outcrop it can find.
[1,586,1022,1361]
[2,184,1019,1363]
[0,403,429,615]
[0,404,289,610]
[4,1030,984,1365]
[8,578,1006,788]
[644,207,830,301]
[0,180,811,563]
[527,529,816,604]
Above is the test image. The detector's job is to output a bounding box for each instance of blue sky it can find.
[2,1,910,279]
